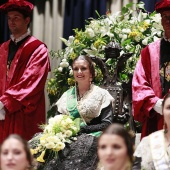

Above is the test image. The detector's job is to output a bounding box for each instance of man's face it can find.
[161,10,170,35]
[7,11,30,36]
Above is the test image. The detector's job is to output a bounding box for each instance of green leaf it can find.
[122,7,129,14]
[126,3,133,8]
[95,10,100,18]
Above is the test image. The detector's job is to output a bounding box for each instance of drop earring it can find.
[90,77,92,84]
[164,121,168,134]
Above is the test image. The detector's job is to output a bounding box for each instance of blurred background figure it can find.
[133,93,170,170]
[0,134,35,170]
[97,123,134,170]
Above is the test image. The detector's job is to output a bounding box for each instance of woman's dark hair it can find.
[72,55,95,79]
[162,93,170,108]
[98,123,134,164]
[0,134,34,169]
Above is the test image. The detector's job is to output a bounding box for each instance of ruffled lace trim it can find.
[56,85,114,122]
[134,136,155,169]
[77,85,113,122]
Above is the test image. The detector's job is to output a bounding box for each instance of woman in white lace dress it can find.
[133,93,170,170]
[42,55,114,170]
[97,123,134,170]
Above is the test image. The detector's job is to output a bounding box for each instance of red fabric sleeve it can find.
[132,46,160,123]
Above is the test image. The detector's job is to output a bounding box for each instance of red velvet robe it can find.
[0,36,50,143]
[132,40,163,138]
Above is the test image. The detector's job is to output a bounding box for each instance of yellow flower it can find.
[74,39,79,44]
[128,31,138,38]
[70,52,77,60]
[30,148,38,155]
[94,39,106,49]
[68,78,75,86]
[40,134,47,141]
[143,21,150,29]
[53,142,65,152]
[47,81,51,86]
[75,29,83,40]
[64,130,73,137]
[47,87,57,95]
[50,78,55,83]
[36,150,46,163]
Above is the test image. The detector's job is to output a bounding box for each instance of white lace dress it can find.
[50,84,115,170]
[134,130,170,170]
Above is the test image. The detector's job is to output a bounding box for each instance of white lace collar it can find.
[10,30,30,44]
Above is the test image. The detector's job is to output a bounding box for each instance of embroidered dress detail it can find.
[56,84,113,123]
[134,130,170,169]
[150,130,170,170]
[76,84,113,123]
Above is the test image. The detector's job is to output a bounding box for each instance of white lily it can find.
[142,37,149,45]
[85,28,95,38]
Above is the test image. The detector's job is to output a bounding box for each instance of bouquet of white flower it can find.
[29,115,79,164]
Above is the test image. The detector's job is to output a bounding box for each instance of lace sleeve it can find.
[79,103,113,133]
[134,137,148,157]
[134,136,154,169]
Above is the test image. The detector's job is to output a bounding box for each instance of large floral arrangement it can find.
[29,115,79,164]
[47,2,163,117]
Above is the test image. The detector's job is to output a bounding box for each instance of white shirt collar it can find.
[10,30,30,44]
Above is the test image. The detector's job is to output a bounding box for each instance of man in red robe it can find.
[132,0,170,138]
[0,0,50,143]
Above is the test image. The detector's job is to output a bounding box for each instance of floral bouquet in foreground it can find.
[29,115,80,164]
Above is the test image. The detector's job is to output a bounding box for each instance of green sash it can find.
[66,86,101,137]
[66,87,80,119]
